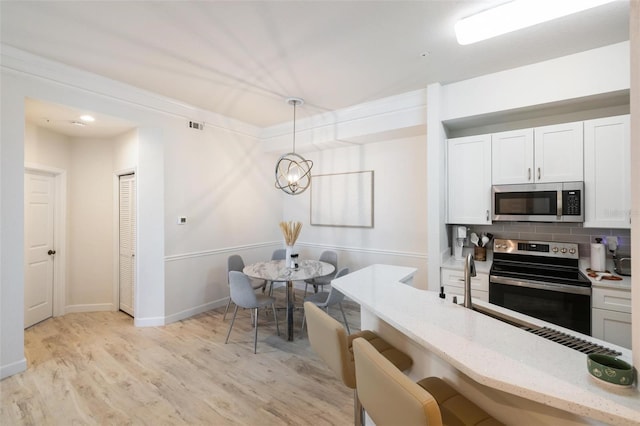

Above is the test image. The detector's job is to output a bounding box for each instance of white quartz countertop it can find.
[441,248,493,274]
[332,264,639,426]
[580,258,632,291]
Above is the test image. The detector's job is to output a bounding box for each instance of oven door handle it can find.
[490,275,591,296]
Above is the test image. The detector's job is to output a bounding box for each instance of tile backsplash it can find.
[451,222,631,259]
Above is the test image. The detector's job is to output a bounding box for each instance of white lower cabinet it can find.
[441,268,489,302]
[591,287,631,349]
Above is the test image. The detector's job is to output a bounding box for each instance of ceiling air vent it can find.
[188,121,204,130]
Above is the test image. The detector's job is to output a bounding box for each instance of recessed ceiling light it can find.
[455,0,616,45]
[79,114,95,122]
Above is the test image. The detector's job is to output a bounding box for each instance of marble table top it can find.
[243,259,335,282]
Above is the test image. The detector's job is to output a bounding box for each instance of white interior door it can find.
[119,174,136,316]
[24,170,55,328]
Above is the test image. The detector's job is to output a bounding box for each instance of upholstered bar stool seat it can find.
[304,302,413,425]
[353,337,502,426]
[417,377,502,426]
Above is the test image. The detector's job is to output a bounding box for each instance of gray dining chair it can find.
[267,248,286,296]
[301,267,350,334]
[303,250,338,296]
[225,271,280,354]
[223,254,266,321]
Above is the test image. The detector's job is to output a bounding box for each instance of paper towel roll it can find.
[590,243,606,272]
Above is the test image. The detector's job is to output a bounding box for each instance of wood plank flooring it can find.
[1,288,361,425]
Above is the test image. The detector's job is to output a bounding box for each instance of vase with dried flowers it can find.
[279,221,302,268]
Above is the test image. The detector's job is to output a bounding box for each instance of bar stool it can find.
[353,337,503,426]
[304,302,413,426]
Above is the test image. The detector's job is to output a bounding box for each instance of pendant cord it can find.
[292,101,297,154]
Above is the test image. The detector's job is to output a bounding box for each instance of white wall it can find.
[162,122,282,322]
[66,137,115,310]
[114,129,138,172]
[281,135,429,288]
[440,41,630,122]
[25,123,71,170]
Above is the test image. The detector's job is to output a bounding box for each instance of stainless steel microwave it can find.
[492,182,584,222]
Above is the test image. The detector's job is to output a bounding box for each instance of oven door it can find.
[489,276,591,335]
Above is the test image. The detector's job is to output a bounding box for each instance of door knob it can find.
[48,249,56,255]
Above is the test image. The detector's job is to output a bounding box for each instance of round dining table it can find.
[243,259,335,341]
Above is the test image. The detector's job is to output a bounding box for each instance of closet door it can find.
[119,174,136,316]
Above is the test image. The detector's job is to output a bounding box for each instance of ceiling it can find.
[1,0,630,136]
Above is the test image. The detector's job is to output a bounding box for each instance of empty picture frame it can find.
[310,170,374,228]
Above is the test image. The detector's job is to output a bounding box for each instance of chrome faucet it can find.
[463,253,476,309]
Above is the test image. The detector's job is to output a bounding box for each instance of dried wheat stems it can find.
[279,221,302,246]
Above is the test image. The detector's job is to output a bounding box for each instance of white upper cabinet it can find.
[492,122,583,184]
[583,115,631,228]
[447,134,492,225]
[491,129,534,184]
[534,122,584,183]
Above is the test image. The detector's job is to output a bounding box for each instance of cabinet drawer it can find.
[444,285,488,302]
[441,268,489,292]
[592,287,631,313]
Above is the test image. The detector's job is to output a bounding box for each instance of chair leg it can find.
[225,305,239,343]
[253,308,259,354]
[354,389,365,426]
[300,312,306,335]
[272,303,280,336]
[223,297,232,321]
[338,302,351,335]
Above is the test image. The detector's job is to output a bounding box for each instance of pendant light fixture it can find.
[275,97,313,195]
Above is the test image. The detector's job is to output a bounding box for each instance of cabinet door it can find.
[492,128,534,184]
[447,135,492,224]
[592,308,632,349]
[534,122,583,183]
[583,115,630,228]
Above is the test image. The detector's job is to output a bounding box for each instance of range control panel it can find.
[493,239,580,259]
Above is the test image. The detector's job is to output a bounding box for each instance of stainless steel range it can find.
[489,238,592,335]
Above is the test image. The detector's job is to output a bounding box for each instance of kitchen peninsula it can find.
[332,264,639,426]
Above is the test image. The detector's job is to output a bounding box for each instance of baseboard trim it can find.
[65,303,114,314]
[164,299,227,324]
[1,357,27,380]
[134,316,165,327]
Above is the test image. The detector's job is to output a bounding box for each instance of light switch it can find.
[177,216,187,225]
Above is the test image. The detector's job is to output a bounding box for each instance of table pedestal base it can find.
[286,280,294,341]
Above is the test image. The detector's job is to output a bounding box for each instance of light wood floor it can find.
[1,288,361,425]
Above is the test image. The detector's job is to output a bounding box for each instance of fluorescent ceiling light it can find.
[79,114,95,122]
[455,0,616,45]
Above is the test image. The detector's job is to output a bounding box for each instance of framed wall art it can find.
[310,170,374,228]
